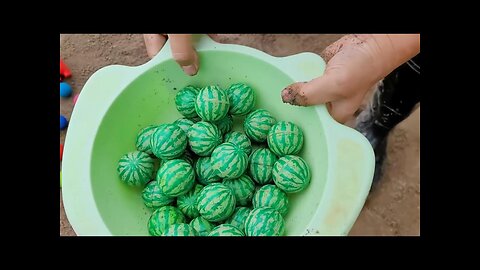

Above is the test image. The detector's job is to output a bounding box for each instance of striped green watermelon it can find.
[211,142,248,179]
[222,175,255,206]
[148,206,186,236]
[248,148,277,185]
[162,223,198,236]
[252,184,289,216]
[175,85,200,119]
[196,183,236,222]
[173,118,195,134]
[267,121,304,156]
[225,83,255,116]
[117,151,155,186]
[150,124,187,160]
[244,207,285,236]
[195,157,222,185]
[272,155,311,193]
[223,131,252,155]
[135,125,158,155]
[208,224,244,236]
[195,85,230,122]
[189,216,215,236]
[213,114,233,135]
[225,207,251,232]
[187,121,222,156]
[142,180,174,209]
[177,183,204,219]
[156,159,195,197]
[244,109,276,142]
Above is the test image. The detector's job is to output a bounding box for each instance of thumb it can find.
[281,68,349,107]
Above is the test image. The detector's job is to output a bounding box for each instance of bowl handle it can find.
[305,106,375,235]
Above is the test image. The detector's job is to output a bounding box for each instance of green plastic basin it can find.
[62,34,374,236]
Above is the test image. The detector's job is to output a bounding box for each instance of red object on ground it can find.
[73,94,79,105]
[60,144,64,161]
[60,59,72,81]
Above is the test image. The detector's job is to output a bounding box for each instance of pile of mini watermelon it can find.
[117,83,311,236]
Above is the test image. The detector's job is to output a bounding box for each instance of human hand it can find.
[144,34,199,76]
[281,34,420,124]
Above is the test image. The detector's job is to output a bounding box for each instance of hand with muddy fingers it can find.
[281,34,420,124]
[144,34,199,76]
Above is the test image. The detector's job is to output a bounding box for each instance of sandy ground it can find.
[60,34,420,236]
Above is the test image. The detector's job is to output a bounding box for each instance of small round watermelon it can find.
[117,151,155,186]
[223,131,252,155]
[244,109,276,142]
[187,121,222,156]
[213,114,233,135]
[148,206,186,236]
[267,121,304,156]
[162,223,198,236]
[222,175,255,206]
[142,180,174,209]
[208,224,244,236]
[156,159,195,197]
[175,85,200,119]
[135,125,158,155]
[189,216,215,236]
[150,124,187,160]
[195,85,230,122]
[248,148,277,185]
[196,183,236,222]
[225,207,251,233]
[211,142,248,179]
[195,157,222,185]
[244,207,285,236]
[272,155,311,193]
[177,183,204,219]
[173,118,195,134]
[225,83,255,116]
[252,184,289,216]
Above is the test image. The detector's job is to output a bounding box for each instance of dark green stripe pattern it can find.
[208,224,245,236]
[196,183,236,222]
[189,216,215,236]
[213,114,233,135]
[267,121,304,156]
[173,118,195,134]
[222,175,255,206]
[187,121,222,156]
[195,157,222,185]
[223,131,252,155]
[162,223,198,236]
[148,206,186,236]
[225,207,251,233]
[156,159,195,197]
[175,86,200,119]
[244,109,276,142]
[117,151,155,186]
[150,124,187,160]
[211,142,248,179]
[195,85,230,122]
[142,180,174,209]
[248,148,277,185]
[226,83,255,116]
[252,184,289,216]
[135,125,158,155]
[244,207,285,236]
[177,183,204,219]
[272,155,311,193]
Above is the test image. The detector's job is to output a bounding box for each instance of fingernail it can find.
[182,64,198,76]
